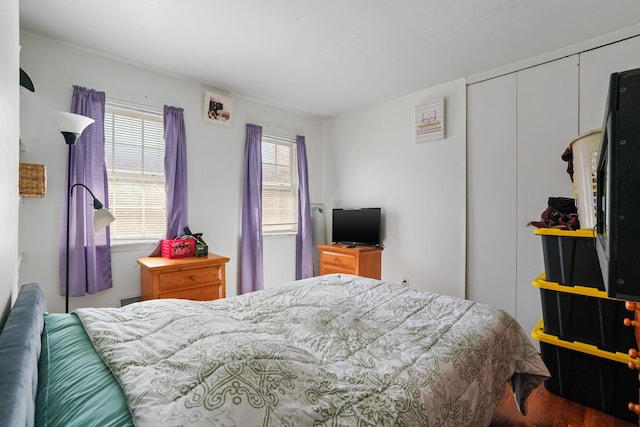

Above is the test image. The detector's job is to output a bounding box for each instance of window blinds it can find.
[104,104,166,242]
[261,136,298,233]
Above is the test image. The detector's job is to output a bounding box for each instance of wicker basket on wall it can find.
[19,163,46,198]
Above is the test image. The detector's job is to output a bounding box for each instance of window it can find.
[104,103,166,243]
[262,135,298,234]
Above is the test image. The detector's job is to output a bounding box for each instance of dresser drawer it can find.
[321,251,356,269]
[159,283,223,301]
[159,265,222,292]
[321,264,355,275]
[139,254,229,301]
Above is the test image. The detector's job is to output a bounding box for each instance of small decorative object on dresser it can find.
[137,253,230,301]
[318,244,382,279]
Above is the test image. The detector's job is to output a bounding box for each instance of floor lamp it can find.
[53,112,115,313]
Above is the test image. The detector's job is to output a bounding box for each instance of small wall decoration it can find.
[203,90,233,127]
[415,97,446,143]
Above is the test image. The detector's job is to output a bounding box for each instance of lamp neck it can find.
[70,183,96,199]
[61,131,80,145]
[70,183,104,210]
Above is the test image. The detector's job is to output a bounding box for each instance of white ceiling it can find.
[19,0,640,118]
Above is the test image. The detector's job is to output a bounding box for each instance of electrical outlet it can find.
[401,278,409,287]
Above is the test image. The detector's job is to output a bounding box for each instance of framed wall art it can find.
[203,90,233,127]
[415,97,446,143]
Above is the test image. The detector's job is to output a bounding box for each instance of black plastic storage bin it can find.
[532,320,638,423]
[533,275,636,354]
[535,228,604,290]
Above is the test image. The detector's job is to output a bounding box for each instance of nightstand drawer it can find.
[159,265,222,292]
[317,244,382,280]
[322,251,356,269]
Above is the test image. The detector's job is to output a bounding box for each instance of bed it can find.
[0,274,549,426]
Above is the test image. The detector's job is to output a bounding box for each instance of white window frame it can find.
[261,134,298,235]
[104,102,166,249]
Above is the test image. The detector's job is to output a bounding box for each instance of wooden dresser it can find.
[318,244,382,279]
[138,254,230,301]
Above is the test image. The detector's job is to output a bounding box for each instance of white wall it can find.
[0,0,20,328]
[18,32,324,312]
[323,80,466,298]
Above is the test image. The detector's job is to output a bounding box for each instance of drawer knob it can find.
[624,300,640,416]
[189,275,197,281]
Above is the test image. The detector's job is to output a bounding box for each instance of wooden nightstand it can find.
[318,244,382,279]
[137,254,230,301]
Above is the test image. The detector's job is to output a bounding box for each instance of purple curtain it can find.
[296,135,313,279]
[163,105,189,238]
[240,124,263,294]
[59,85,112,297]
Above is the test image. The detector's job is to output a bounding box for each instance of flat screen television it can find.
[595,68,640,300]
[332,208,381,247]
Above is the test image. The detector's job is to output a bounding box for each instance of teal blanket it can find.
[36,313,132,427]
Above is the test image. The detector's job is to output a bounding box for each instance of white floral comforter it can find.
[76,274,549,427]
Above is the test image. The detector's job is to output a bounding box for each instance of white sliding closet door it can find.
[515,55,579,340]
[467,75,517,315]
[579,36,640,134]
[468,35,640,346]
[467,56,578,343]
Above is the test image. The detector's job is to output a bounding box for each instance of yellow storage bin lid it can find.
[532,273,615,299]
[532,318,638,366]
[534,228,597,238]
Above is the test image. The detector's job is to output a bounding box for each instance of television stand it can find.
[318,244,382,279]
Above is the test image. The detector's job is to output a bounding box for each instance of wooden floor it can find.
[490,384,638,427]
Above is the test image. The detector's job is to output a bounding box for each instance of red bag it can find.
[161,238,195,258]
